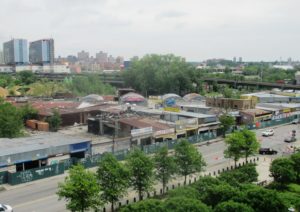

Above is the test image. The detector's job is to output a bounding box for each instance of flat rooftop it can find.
[0,133,90,157]
[133,106,215,118]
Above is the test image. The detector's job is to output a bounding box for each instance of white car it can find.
[262,129,274,137]
[0,204,13,212]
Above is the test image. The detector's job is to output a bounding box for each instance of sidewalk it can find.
[102,156,269,211]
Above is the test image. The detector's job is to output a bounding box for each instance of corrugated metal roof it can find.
[0,133,90,157]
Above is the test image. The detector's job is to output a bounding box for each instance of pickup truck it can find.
[259,148,278,155]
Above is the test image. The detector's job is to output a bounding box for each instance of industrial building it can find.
[0,133,91,172]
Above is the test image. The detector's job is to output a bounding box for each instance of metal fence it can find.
[7,163,65,185]
[0,115,296,185]
[246,115,296,130]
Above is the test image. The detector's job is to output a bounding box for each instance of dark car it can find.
[284,137,297,143]
[259,148,278,155]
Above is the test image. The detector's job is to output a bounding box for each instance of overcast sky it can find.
[0,0,299,61]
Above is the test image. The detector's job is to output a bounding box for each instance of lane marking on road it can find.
[13,194,58,209]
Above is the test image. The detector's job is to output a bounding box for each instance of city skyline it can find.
[0,0,300,61]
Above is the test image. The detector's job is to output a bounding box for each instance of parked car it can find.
[0,204,13,212]
[291,119,300,124]
[259,148,278,155]
[284,137,297,143]
[262,129,274,137]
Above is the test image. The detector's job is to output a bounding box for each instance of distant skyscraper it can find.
[238,57,242,63]
[115,56,124,64]
[77,50,89,61]
[3,39,29,65]
[233,57,236,63]
[96,51,108,63]
[0,51,4,64]
[108,55,115,63]
[288,57,292,65]
[29,39,54,65]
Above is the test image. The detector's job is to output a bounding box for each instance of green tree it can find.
[201,183,240,207]
[154,146,176,194]
[126,148,154,200]
[66,74,116,96]
[0,101,23,138]
[123,54,196,96]
[214,201,254,212]
[219,114,235,137]
[97,153,129,212]
[174,139,206,185]
[193,176,223,197]
[167,186,200,199]
[223,86,233,98]
[16,70,37,85]
[224,132,244,167]
[18,103,38,122]
[270,158,297,185]
[120,199,164,212]
[57,164,102,212]
[243,187,286,212]
[164,197,211,212]
[218,164,258,186]
[240,129,260,163]
[291,152,300,181]
[46,109,62,132]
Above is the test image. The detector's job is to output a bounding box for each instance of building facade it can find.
[0,51,4,64]
[29,39,54,65]
[3,39,28,65]
[206,97,256,110]
[77,50,89,61]
[96,51,108,63]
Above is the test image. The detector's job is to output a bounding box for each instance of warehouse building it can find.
[0,133,91,172]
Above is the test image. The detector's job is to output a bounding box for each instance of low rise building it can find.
[0,133,91,172]
[240,109,272,124]
[206,97,256,110]
[241,92,290,103]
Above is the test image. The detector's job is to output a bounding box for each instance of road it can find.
[0,124,299,212]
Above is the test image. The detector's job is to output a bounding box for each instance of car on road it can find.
[284,137,297,143]
[0,204,13,212]
[259,148,278,155]
[262,129,274,137]
[291,119,300,124]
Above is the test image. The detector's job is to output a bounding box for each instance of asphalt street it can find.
[0,123,299,212]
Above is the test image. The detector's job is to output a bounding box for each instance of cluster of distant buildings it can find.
[56,50,125,73]
[0,38,125,74]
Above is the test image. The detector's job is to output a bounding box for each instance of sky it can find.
[0,0,299,61]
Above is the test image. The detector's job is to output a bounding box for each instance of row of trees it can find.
[123,54,204,96]
[57,139,206,212]
[0,71,116,97]
[122,151,300,212]
[121,162,299,212]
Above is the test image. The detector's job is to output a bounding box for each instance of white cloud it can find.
[0,0,299,61]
